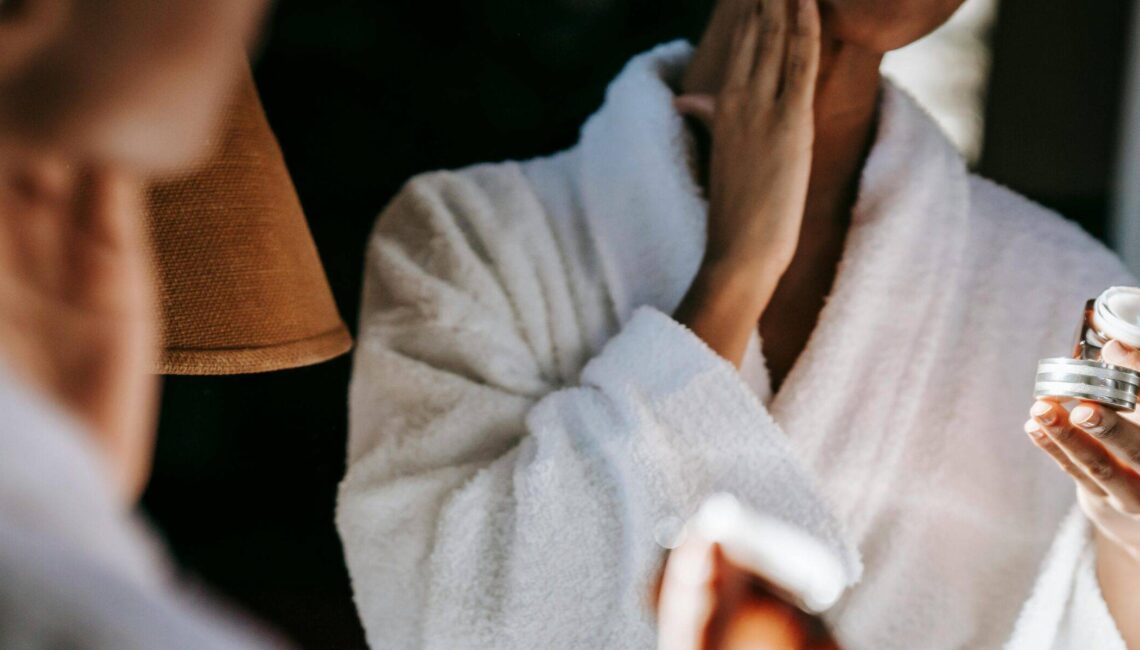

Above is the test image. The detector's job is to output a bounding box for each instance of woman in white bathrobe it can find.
[338,0,1140,647]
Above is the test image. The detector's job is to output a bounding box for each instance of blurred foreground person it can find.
[0,1,287,647]
[655,495,842,650]
[340,0,1139,647]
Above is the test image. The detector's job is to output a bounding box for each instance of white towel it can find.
[338,41,1133,649]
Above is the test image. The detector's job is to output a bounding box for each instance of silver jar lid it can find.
[1034,357,1140,411]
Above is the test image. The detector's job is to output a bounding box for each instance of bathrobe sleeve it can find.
[337,168,852,649]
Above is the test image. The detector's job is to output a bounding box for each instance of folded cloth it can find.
[338,41,1133,649]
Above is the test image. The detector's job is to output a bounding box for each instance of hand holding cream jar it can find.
[1035,287,1140,411]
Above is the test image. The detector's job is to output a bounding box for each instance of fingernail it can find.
[1023,420,1043,437]
[1030,401,1055,423]
[1103,340,1133,363]
[1071,404,1100,428]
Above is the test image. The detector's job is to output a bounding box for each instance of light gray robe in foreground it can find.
[0,362,279,649]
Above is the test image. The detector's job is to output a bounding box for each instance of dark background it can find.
[140,0,1134,647]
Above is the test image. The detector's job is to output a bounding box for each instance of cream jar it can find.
[1035,287,1140,411]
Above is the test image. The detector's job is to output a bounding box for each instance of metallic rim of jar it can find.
[1035,357,1140,411]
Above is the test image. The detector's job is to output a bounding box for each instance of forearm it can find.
[673,258,779,368]
[1096,529,1140,648]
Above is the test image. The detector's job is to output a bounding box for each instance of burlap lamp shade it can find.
[145,73,352,375]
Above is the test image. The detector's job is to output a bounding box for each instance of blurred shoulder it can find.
[967,175,1133,297]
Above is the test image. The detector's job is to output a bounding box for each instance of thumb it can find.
[673,94,716,129]
[1103,340,1140,371]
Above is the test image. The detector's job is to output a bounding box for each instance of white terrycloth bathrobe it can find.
[338,41,1134,649]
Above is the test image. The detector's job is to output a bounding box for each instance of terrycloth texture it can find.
[339,40,1133,649]
[1005,507,1126,650]
[0,361,281,649]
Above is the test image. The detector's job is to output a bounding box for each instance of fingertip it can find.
[1030,400,1055,423]
[1112,339,1135,351]
[1102,339,1137,365]
[1070,403,1100,427]
[1102,339,1124,357]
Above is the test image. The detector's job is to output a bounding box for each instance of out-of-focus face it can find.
[0,0,269,171]
[822,0,969,52]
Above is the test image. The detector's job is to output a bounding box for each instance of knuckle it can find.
[1061,463,1085,480]
[1052,425,1077,443]
[775,100,808,120]
[1127,447,1140,466]
[785,56,806,77]
[791,18,819,39]
[1089,419,1118,440]
[718,93,745,114]
[797,22,821,38]
[758,21,785,41]
[1087,459,1116,481]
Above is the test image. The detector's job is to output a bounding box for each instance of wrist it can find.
[1094,529,1140,647]
[673,259,779,367]
[1095,527,1140,569]
[692,256,781,312]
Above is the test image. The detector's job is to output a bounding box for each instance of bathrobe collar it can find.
[576,40,970,326]
[576,39,974,558]
[577,41,709,324]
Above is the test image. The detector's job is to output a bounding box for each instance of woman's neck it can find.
[808,38,882,224]
[680,31,884,390]
[682,33,882,225]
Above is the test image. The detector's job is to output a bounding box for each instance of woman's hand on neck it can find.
[682,16,882,228]
[673,0,881,383]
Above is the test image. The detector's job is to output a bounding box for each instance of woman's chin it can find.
[820,0,967,53]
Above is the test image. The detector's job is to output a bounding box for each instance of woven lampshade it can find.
[145,72,352,375]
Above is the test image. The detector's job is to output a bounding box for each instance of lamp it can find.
[145,72,352,375]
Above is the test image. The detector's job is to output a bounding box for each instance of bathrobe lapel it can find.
[576,42,709,325]
[769,80,973,543]
[575,40,867,582]
[576,38,974,585]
